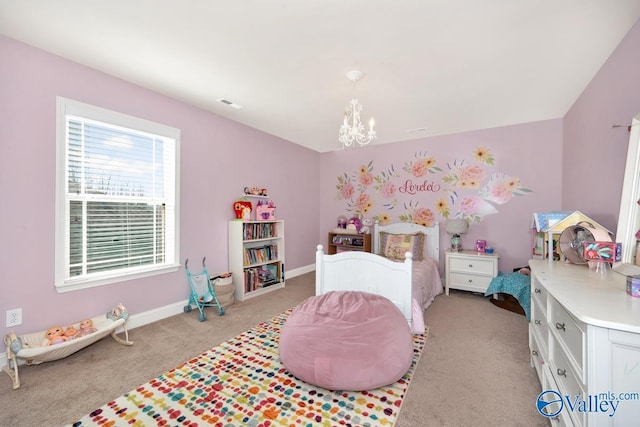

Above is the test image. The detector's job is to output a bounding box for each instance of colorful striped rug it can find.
[68,310,426,427]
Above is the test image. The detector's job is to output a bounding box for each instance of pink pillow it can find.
[279,291,413,391]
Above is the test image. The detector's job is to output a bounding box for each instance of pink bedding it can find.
[409,257,443,334]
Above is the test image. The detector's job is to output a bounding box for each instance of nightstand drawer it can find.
[449,257,496,275]
[449,272,492,290]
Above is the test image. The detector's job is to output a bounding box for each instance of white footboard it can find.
[315,245,413,326]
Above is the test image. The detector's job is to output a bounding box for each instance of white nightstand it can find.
[445,250,499,295]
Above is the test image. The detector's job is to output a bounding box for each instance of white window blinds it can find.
[56,98,180,291]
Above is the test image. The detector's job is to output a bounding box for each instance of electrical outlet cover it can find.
[6,308,22,327]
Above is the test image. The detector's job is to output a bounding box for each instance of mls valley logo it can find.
[537,390,629,418]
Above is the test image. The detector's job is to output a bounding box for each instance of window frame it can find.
[55,97,180,292]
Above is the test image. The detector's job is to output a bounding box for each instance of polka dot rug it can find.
[68,309,426,427]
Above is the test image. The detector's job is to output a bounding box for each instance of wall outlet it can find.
[6,308,22,327]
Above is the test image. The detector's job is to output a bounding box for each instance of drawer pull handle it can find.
[467,279,473,283]
[555,322,565,331]
[534,320,541,325]
[557,368,567,377]
[468,264,473,268]
[534,288,541,293]
[532,350,539,357]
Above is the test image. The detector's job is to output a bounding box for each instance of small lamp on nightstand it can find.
[446,218,468,252]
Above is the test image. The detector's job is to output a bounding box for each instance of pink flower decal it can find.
[460,165,484,181]
[459,195,498,218]
[479,173,531,205]
[341,182,354,199]
[399,201,435,226]
[359,172,373,187]
[403,151,440,178]
[380,181,396,199]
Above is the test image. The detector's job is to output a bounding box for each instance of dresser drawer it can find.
[541,366,577,427]
[531,299,549,343]
[551,334,584,427]
[529,325,546,379]
[531,279,548,310]
[449,272,492,291]
[549,297,585,381]
[449,257,496,275]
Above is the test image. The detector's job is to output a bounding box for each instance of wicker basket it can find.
[213,275,235,308]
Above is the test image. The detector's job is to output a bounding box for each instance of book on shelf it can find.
[243,264,280,292]
[242,222,277,240]
[243,244,279,266]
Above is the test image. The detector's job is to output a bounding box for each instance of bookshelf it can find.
[228,220,285,301]
[326,231,372,255]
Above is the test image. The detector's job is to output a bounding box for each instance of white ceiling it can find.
[2,1,640,153]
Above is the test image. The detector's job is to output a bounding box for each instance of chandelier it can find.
[339,70,376,148]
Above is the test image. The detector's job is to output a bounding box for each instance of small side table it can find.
[445,250,499,295]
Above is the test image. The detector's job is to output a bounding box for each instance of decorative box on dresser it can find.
[528,260,640,427]
[444,250,499,295]
[228,220,285,302]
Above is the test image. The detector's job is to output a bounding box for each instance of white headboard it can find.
[373,221,440,265]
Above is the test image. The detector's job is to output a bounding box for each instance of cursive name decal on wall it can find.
[399,179,441,195]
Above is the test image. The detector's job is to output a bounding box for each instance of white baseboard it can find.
[1,263,316,369]
[286,263,315,278]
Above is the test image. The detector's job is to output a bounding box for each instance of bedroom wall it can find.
[562,19,640,233]
[318,119,564,273]
[0,35,320,340]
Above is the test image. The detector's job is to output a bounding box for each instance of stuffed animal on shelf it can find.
[75,319,97,338]
[360,218,373,234]
[43,326,68,346]
[346,217,362,233]
[63,325,78,340]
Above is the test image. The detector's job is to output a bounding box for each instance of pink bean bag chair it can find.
[279,291,414,391]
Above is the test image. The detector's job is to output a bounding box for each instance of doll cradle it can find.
[3,303,133,389]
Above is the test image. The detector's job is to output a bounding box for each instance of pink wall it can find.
[563,20,640,232]
[0,35,320,337]
[2,16,638,346]
[319,119,563,273]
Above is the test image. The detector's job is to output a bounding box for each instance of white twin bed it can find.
[315,221,443,334]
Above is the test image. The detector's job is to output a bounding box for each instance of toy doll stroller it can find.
[183,258,225,321]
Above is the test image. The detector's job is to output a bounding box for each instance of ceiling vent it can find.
[217,98,243,109]
[406,127,428,133]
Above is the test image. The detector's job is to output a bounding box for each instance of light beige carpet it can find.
[0,272,546,426]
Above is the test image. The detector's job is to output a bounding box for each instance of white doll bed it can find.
[3,304,133,389]
[315,222,442,334]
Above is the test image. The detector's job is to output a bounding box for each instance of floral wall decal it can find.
[334,146,532,226]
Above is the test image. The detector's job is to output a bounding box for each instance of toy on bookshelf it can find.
[244,186,268,197]
[255,200,276,220]
[233,200,252,220]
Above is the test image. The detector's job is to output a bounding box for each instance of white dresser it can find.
[529,260,640,426]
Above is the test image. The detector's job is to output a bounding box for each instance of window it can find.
[55,97,180,292]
